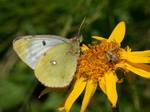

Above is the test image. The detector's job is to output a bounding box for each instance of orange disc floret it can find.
[76,41,121,81]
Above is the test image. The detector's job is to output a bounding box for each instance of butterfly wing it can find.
[34,42,79,87]
[13,35,69,69]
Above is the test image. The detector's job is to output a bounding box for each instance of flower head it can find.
[59,21,150,112]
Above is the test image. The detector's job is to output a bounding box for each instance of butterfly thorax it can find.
[69,37,80,55]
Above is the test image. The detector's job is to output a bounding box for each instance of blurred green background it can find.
[0,0,149,112]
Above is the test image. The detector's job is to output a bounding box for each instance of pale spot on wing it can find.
[50,60,57,65]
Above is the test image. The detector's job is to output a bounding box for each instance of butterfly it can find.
[13,35,80,87]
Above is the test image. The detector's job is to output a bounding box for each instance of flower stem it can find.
[112,102,119,112]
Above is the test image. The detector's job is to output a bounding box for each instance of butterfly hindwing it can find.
[13,35,69,69]
[34,42,79,87]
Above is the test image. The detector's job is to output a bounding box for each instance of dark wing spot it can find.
[42,40,46,46]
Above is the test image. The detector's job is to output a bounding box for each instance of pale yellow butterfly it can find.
[13,35,80,87]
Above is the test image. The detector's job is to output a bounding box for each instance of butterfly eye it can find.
[42,40,46,46]
[50,60,57,65]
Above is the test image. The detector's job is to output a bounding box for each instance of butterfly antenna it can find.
[77,17,86,37]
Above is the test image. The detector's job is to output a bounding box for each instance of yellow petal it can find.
[120,50,150,63]
[99,77,106,94]
[92,36,106,41]
[108,21,126,45]
[127,50,150,57]
[116,62,150,79]
[128,63,150,72]
[105,71,118,107]
[80,80,97,112]
[62,77,86,112]
[81,44,89,52]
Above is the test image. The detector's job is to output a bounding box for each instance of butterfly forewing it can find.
[34,42,79,87]
[13,35,69,69]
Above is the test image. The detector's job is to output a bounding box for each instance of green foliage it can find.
[0,0,149,112]
[0,80,25,109]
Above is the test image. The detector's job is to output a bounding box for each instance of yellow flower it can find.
[59,21,150,112]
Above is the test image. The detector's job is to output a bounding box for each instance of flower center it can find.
[76,41,120,81]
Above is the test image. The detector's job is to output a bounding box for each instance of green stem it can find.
[112,102,119,112]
